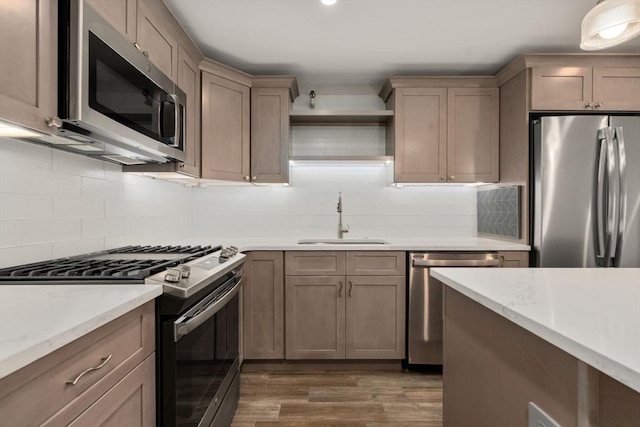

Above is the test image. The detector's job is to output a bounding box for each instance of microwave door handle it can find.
[159,93,181,148]
[613,127,627,266]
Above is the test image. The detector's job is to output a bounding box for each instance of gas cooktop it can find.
[0,245,220,282]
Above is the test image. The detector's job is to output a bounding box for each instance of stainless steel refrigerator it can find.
[532,115,640,267]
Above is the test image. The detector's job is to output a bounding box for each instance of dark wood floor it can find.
[230,365,443,427]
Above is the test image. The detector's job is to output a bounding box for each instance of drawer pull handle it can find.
[338,281,343,297]
[66,354,113,386]
[348,280,353,297]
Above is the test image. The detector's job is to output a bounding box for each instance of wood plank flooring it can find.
[230,366,443,426]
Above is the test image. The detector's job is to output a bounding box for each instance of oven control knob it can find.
[164,268,182,283]
[179,265,191,278]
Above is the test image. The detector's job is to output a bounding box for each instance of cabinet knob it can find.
[46,117,62,128]
[594,102,603,109]
[133,42,141,51]
[585,102,594,109]
[499,255,505,267]
[143,51,149,58]
[244,176,250,181]
[252,176,257,181]
[449,175,455,181]
[179,163,185,170]
[440,176,446,181]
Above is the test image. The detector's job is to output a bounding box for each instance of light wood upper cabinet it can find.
[0,0,57,134]
[201,63,251,181]
[593,67,640,111]
[384,78,499,183]
[251,80,296,184]
[136,0,178,82]
[284,251,405,360]
[0,302,155,427]
[243,252,285,359]
[447,88,499,182]
[176,44,202,177]
[531,65,640,111]
[85,0,137,43]
[393,88,447,182]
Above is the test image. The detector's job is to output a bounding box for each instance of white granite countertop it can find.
[195,237,530,252]
[0,284,162,380]
[430,268,640,393]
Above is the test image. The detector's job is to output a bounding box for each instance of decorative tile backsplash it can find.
[477,186,521,239]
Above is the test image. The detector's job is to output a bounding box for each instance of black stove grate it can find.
[0,245,221,282]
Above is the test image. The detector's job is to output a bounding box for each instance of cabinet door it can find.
[394,88,447,183]
[251,87,291,183]
[67,355,155,427]
[498,251,529,268]
[0,0,57,134]
[85,0,137,43]
[285,276,345,359]
[176,45,201,177]
[593,67,640,111]
[531,67,593,111]
[201,72,250,180]
[243,252,284,359]
[447,88,499,183]
[136,0,178,81]
[345,276,405,359]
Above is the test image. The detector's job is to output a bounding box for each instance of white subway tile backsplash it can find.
[82,176,124,199]
[82,217,123,238]
[0,194,52,220]
[52,237,105,259]
[53,196,104,218]
[16,219,81,245]
[0,138,52,171]
[0,222,17,248]
[52,149,106,179]
[0,244,53,268]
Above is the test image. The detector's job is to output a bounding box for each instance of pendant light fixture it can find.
[580,0,640,50]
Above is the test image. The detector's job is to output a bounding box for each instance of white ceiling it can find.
[164,0,640,86]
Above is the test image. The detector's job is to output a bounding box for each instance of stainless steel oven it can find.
[57,0,186,165]
[158,269,242,427]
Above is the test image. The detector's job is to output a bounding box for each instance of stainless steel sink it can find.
[297,238,390,245]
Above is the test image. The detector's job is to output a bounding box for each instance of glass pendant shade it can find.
[580,0,640,50]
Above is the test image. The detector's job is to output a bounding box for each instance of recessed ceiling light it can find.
[321,0,337,5]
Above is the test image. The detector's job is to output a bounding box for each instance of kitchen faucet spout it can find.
[337,192,349,239]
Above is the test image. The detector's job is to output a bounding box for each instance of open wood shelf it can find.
[289,110,394,124]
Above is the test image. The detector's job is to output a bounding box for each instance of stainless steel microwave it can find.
[57,0,186,165]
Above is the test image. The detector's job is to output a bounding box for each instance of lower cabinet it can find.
[242,251,285,359]
[0,302,155,427]
[284,251,406,360]
[68,355,155,427]
[498,251,530,267]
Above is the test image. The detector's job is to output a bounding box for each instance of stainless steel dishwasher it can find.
[407,252,500,365]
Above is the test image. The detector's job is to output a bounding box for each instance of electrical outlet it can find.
[528,402,561,427]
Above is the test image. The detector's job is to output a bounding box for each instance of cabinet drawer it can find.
[66,354,155,427]
[346,251,406,276]
[285,251,345,276]
[0,302,155,427]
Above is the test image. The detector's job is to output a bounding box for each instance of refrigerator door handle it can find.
[613,127,627,267]
[603,127,620,266]
[594,135,607,262]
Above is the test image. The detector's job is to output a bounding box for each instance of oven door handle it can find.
[173,276,243,342]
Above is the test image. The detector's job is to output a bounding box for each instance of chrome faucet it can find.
[337,192,349,239]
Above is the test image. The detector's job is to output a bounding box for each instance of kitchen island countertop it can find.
[430,267,640,393]
[0,284,162,380]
